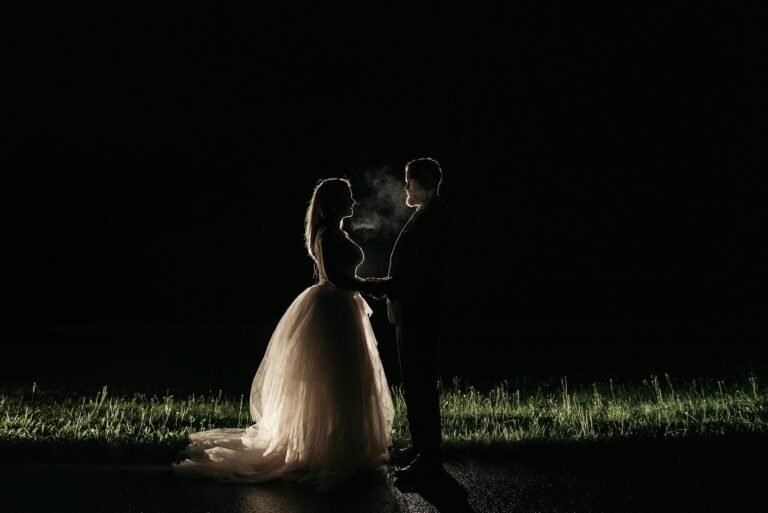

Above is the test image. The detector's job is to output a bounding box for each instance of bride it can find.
[172,178,394,491]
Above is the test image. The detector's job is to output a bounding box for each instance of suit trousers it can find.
[395,318,442,461]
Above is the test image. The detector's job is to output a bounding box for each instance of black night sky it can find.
[2,4,766,391]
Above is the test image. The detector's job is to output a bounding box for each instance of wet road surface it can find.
[2,436,764,512]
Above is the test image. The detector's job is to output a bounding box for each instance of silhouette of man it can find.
[380,157,450,481]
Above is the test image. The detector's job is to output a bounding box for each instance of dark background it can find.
[2,3,766,393]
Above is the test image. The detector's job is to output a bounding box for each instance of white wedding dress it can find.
[172,226,394,490]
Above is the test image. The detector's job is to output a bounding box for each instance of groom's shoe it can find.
[387,446,417,466]
[393,454,443,483]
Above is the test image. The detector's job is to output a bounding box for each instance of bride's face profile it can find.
[327,186,355,223]
[342,190,356,219]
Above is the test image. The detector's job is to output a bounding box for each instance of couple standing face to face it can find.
[335,165,433,223]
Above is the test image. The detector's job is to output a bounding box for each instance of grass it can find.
[1,375,766,464]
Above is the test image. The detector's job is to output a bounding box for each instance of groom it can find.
[376,157,450,480]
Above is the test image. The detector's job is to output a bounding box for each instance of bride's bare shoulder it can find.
[316,226,346,248]
[318,225,342,238]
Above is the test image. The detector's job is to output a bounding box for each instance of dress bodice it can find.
[315,226,364,285]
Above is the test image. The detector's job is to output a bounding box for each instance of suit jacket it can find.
[387,196,450,325]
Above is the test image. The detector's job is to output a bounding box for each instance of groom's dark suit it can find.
[387,195,450,462]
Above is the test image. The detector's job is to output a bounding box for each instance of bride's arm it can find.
[318,230,378,294]
[362,276,393,299]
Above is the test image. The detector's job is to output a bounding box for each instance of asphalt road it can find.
[2,436,765,513]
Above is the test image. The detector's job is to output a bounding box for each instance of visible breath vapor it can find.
[348,166,412,241]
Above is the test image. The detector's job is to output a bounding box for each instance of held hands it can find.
[362,277,391,300]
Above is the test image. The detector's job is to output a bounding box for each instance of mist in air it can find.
[347,166,413,241]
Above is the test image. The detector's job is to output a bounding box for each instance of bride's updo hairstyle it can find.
[304,178,352,263]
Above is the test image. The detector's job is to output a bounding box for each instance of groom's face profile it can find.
[404,169,427,208]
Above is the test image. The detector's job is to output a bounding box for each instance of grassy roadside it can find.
[1,375,766,464]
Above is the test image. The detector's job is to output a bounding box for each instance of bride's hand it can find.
[360,277,389,299]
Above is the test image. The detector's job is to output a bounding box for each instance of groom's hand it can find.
[363,277,390,300]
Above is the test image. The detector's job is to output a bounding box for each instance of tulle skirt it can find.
[172,283,394,490]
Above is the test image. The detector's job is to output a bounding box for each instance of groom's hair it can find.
[406,157,443,192]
